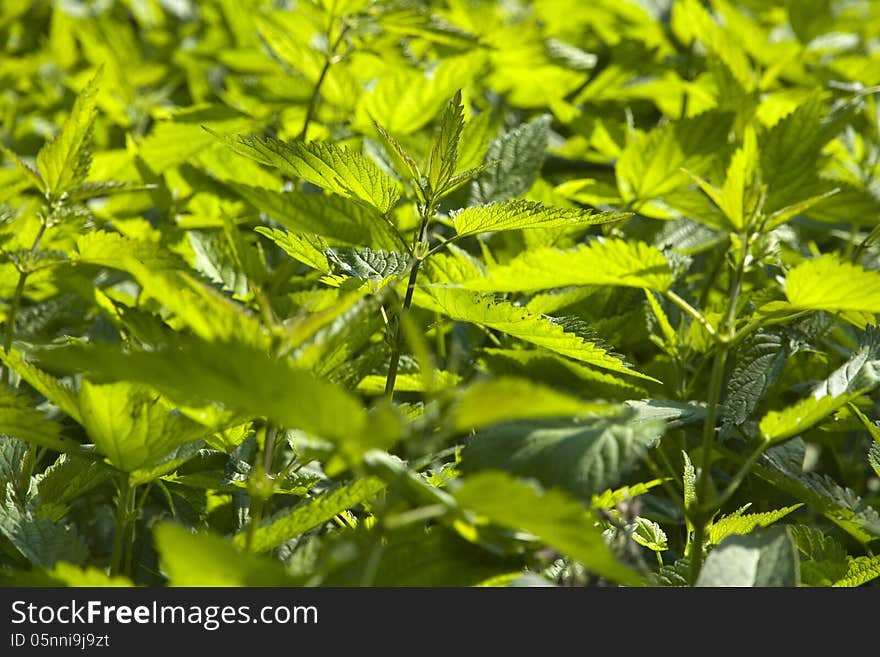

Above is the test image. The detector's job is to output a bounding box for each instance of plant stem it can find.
[385,208,433,399]
[687,345,728,585]
[711,442,768,513]
[688,234,750,585]
[3,274,26,386]
[245,424,277,552]
[297,23,350,141]
[6,219,51,495]
[110,476,136,577]
[3,219,48,386]
[665,290,717,340]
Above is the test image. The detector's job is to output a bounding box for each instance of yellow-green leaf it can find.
[414,286,657,381]
[784,255,880,314]
[456,471,642,586]
[462,238,673,292]
[451,200,620,238]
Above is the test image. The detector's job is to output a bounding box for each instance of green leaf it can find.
[220,214,266,286]
[154,523,301,586]
[294,293,384,378]
[0,142,45,192]
[363,450,457,510]
[0,388,80,455]
[787,0,834,42]
[472,115,551,204]
[139,105,258,173]
[0,500,88,568]
[413,286,656,381]
[36,68,102,200]
[35,335,368,445]
[651,557,691,587]
[428,90,465,196]
[645,290,678,352]
[0,435,27,499]
[849,406,880,478]
[129,440,205,487]
[591,479,665,510]
[616,110,735,206]
[254,13,325,80]
[74,230,182,271]
[371,120,423,187]
[623,399,706,428]
[324,525,520,587]
[784,255,880,314]
[189,229,249,297]
[757,326,880,441]
[455,471,641,586]
[451,377,618,431]
[759,394,852,444]
[456,109,494,173]
[36,454,112,509]
[790,523,847,563]
[722,331,790,429]
[233,477,386,553]
[832,556,880,587]
[357,371,461,394]
[707,504,803,545]
[631,517,668,553]
[451,200,621,238]
[230,183,404,249]
[758,440,880,543]
[77,380,209,473]
[361,54,486,136]
[683,451,696,532]
[690,125,761,231]
[675,0,755,90]
[760,93,829,212]
[696,527,799,587]
[1,562,134,587]
[0,349,82,424]
[460,417,664,502]
[461,238,672,292]
[812,325,880,397]
[255,227,331,273]
[327,247,410,284]
[67,180,157,202]
[214,133,401,213]
[120,260,270,349]
[765,189,839,231]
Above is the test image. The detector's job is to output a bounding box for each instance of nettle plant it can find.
[1,0,879,588]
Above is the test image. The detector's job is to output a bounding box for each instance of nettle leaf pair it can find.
[1,68,150,207]
[373,91,493,208]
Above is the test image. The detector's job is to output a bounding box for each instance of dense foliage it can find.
[1,0,880,588]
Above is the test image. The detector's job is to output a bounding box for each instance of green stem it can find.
[4,217,49,382]
[710,442,768,514]
[245,495,265,553]
[110,476,136,577]
[245,424,278,552]
[424,233,461,259]
[687,345,729,584]
[680,41,695,119]
[6,219,50,494]
[665,290,717,340]
[434,311,446,359]
[385,208,433,400]
[698,238,728,309]
[688,234,750,585]
[729,310,812,349]
[2,274,26,387]
[297,23,350,141]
